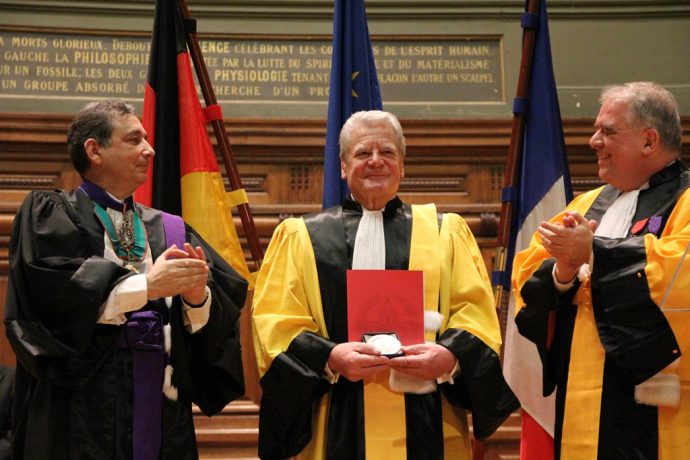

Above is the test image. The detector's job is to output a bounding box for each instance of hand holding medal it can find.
[362,333,403,358]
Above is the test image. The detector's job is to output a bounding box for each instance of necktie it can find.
[352,209,385,269]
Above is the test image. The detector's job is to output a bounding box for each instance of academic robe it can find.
[0,366,13,460]
[4,189,247,460]
[513,161,690,459]
[252,196,518,460]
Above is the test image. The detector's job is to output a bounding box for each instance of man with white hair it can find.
[253,110,518,459]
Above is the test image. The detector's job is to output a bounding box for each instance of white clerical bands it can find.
[352,208,386,270]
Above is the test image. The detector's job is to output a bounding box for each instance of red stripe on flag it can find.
[134,82,157,206]
[176,53,219,176]
[520,410,554,460]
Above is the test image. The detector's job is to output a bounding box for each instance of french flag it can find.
[502,1,573,458]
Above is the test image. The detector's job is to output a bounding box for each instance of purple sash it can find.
[117,211,185,460]
[161,212,186,251]
[117,311,165,460]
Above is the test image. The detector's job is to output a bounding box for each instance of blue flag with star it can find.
[322,0,383,209]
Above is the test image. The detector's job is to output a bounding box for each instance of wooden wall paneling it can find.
[475,411,521,460]
[193,294,261,459]
[238,291,261,406]
[399,162,470,205]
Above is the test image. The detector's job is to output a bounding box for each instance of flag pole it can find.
[495,0,543,341]
[178,0,264,270]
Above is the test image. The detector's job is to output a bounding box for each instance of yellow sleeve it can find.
[512,187,604,314]
[644,189,690,367]
[251,218,325,377]
[645,188,690,310]
[442,213,502,353]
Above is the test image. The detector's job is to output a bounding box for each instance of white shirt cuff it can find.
[98,274,148,325]
[552,265,577,293]
[552,252,595,293]
[436,360,461,385]
[324,363,340,384]
[181,286,212,333]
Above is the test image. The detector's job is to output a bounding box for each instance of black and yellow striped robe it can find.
[252,196,518,460]
[513,161,690,460]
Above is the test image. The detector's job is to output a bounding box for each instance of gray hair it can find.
[339,110,406,160]
[67,99,137,174]
[600,82,682,154]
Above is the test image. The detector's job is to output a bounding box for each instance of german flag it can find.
[135,0,249,280]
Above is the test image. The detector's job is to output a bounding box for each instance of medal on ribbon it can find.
[94,203,147,272]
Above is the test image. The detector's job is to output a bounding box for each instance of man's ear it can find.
[642,128,659,156]
[340,159,347,180]
[84,138,102,166]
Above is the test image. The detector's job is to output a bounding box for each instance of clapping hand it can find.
[146,243,209,304]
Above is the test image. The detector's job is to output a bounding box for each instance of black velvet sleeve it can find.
[591,237,679,383]
[169,226,248,416]
[257,331,336,459]
[514,260,559,347]
[437,328,520,439]
[515,259,581,395]
[0,365,14,460]
[4,191,132,384]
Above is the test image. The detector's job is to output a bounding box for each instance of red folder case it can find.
[346,269,425,345]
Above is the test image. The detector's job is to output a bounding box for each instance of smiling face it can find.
[84,114,155,199]
[340,119,404,210]
[589,98,654,191]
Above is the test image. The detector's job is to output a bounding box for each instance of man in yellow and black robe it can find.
[252,110,518,460]
[513,82,690,459]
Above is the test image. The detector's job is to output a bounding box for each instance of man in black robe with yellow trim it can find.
[252,110,518,459]
[4,100,247,459]
[513,82,690,459]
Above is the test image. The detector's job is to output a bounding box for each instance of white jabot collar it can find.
[352,207,385,269]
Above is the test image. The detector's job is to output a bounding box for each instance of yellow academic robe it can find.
[513,162,690,459]
[253,198,517,459]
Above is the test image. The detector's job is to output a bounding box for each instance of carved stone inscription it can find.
[1,33,149,98]
[0,31,503,105]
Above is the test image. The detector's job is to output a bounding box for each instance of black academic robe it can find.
[0,366,13,460]
[4,189,247,460]
[253,196,519,460]
[514,161,690,459]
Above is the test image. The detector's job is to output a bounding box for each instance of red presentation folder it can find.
[346,269,425,345]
